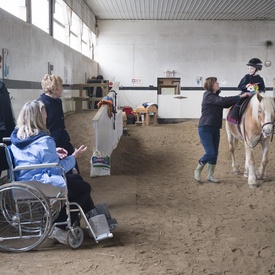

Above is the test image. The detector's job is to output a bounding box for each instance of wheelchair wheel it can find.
[0,183,52,252]
[67,226,84,249]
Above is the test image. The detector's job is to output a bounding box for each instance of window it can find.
[0,0,26,21]
[82,24,90,58]
[0,0,96,59]
[32,0,49,33]
[53,0,66,44]
[70,12,81,52]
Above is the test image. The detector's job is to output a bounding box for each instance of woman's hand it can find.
[240,92,251,98]
[56,147,68,159]
[72,145,87,159]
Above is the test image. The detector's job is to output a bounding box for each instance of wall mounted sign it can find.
[132,77,142,85]
[2,48,9,79]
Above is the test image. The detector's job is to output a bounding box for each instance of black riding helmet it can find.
[246,58,263,70]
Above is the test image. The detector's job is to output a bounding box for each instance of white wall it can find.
[117,89,275,119]
[95,19,275,118]
[10,89,80,120]
[95,20,275,88]
[2,9,275,119]
[116,89,203,119]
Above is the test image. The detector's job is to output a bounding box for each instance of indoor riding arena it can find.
[1,0,275,274]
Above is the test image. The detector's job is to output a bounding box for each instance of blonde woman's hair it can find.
[17,100,49,139]
[204,77,217,92]
[41,74,63,94]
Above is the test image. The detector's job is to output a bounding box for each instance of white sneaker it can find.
[50,227,67,245]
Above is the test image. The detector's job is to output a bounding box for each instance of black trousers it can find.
[54,174,95,228]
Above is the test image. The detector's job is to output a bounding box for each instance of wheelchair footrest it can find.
[89,214,113,241]
[96,232,113,241]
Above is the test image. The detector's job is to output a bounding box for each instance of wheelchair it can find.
[0,142,114,252]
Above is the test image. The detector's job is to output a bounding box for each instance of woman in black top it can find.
[0,55,15,175]
[194,77,250,183]
[38,74,79,174]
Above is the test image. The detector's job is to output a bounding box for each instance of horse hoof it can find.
[233,169,241,175]
[256,174,263,180]
[248,183,259,189]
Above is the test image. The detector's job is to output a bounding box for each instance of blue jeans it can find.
[198,125,220,165]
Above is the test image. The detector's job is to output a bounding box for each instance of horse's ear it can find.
[257,93,263,102]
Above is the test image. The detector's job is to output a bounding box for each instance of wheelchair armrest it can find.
[13,163,67,179]
[13,163,60,171]
[2,137,11,143]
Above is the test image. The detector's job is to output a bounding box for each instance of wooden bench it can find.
[135,105,158,126]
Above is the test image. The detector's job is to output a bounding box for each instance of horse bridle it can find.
[241,119,275,148]
[261,121,275,142]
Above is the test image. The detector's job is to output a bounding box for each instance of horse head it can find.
[251,93,275,138]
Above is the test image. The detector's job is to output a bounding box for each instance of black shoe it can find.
[95,203,112,219]
[108,218,118,231]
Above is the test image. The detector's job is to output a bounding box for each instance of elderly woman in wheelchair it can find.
[0,100,117,252]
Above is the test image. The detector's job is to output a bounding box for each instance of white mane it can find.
[250,93,275,123]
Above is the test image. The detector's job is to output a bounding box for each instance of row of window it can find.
[0,0,96,59]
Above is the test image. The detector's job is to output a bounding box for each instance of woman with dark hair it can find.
[194,77,250,183]
[0,55,15,175]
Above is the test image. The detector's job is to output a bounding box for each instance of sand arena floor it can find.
[1,111,275,275]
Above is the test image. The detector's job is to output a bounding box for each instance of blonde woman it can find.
[10,101,108,244]
[38,74,79,174]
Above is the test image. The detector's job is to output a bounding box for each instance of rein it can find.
[241,114,275,149]
[241,116,262,149]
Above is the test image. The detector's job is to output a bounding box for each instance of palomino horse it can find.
[225,93,275,188]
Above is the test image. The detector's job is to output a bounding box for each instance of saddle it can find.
[227,95,253,125]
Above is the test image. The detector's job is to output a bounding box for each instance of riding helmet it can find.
[246,58,263,70]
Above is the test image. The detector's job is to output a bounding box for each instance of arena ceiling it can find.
[84,0,275,21]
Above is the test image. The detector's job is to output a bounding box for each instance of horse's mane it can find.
[250,93,275,123]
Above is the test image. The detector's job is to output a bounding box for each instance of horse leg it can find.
[257,140,270,179]
[244,156,249,178]
[244,143,258,188]
[227,132,241,174]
